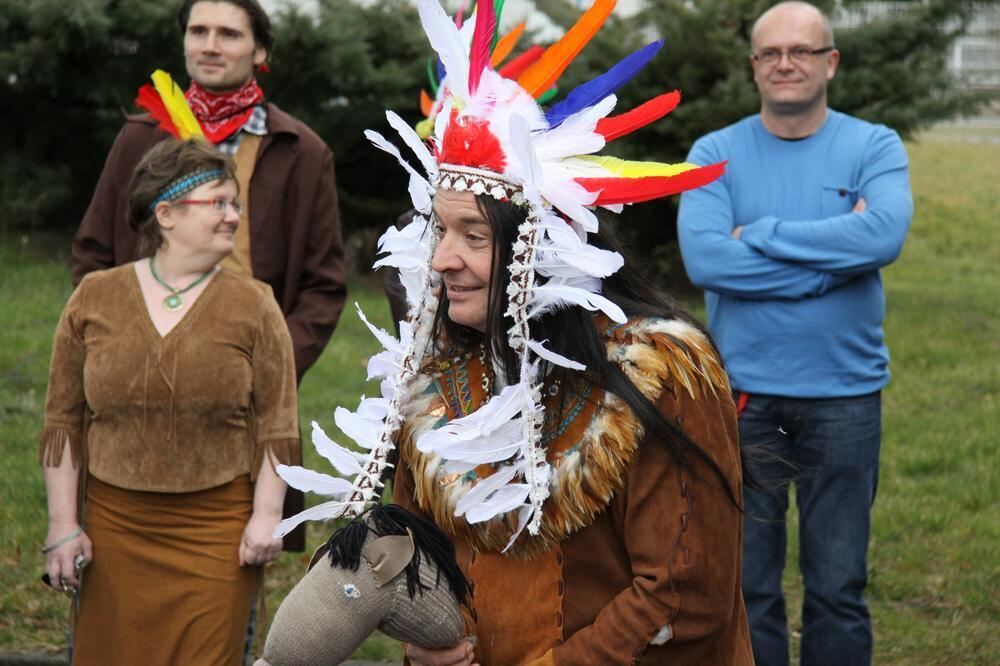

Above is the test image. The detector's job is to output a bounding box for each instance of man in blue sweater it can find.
[678,2,913,665]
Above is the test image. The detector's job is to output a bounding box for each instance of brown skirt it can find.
[73,475,257,666]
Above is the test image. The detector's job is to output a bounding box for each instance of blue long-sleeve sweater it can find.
[678,110,913,398]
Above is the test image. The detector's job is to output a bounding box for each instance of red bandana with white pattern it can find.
[185,78,264,144]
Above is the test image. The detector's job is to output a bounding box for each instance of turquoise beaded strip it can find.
[148,169,224,211]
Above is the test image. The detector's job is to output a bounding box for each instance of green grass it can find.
[1,135,998,661]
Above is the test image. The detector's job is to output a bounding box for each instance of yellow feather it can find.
[151,70,203,140]
[577,155,699,178]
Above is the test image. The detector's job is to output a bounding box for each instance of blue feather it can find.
[545,40,665,128]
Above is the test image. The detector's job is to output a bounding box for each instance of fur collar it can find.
[398,317,729,559]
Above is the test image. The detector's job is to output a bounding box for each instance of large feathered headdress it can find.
[273,0,724,549]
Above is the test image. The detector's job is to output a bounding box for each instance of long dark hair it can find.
[433,195,744,506]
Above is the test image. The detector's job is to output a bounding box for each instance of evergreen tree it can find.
[536,0,997,287]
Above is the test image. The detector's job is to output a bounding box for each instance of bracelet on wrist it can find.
[42,526,82,554]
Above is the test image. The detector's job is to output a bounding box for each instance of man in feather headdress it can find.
[678,3,913,665]
[268,0,755,663]
[71,0,346,392]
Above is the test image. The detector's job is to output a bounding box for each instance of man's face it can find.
[183,1,266,93]
[750,6,839,116]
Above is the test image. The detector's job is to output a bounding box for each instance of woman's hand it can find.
[406,638,478,666]
[239,510,283,566]
[43,523,93,593]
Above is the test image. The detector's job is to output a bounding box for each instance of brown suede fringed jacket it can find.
[395,318,754,665]
[70,104,347,383]
[39,265,300,493]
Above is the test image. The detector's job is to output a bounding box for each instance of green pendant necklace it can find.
[149,256,213,312]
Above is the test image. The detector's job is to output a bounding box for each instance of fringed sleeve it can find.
[251,437,301,481]
[250,288,300,480]
[38,428,84,468]
[39,280,90,469]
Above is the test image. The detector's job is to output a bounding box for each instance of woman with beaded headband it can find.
[273,0,753,663]
[39,138,299,664]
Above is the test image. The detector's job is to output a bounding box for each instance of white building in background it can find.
[834,1,1000,90]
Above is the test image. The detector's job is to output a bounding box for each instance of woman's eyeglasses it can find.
[176,197,244,216]
[752,46,834,66]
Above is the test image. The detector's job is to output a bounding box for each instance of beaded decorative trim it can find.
[149,169,225,211]
[435,164,526,205]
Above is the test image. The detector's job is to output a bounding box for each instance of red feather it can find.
[468,0,497,94]
[576,162,727,205]
[596,91,681,143]
[497,45,544,80]
[135,85,180,138]
[438,110,507,172]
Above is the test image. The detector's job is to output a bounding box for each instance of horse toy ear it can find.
[255,505,468,666]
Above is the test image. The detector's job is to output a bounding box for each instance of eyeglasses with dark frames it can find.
[752,46,834,66]
[175,197,244,216]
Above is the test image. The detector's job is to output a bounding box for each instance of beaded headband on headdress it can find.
[273,0,724,549]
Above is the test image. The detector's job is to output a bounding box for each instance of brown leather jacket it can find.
[71,104,347,383]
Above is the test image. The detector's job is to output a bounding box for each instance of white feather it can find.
[465,484,531,523]
[502,505,535,553]
[310,421,364,475]
[526,339,586,370]
[276,464,355,497]
[530,283,627,323]
[273,498,362,538]
[355,303,402,354]
[386,110,437,178]
[364,130,434,199]
[418,0,469,101]
[334,406,381,450]
[454,462,523,517]
[407,172,433,213]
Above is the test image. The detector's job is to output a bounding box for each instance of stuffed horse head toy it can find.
[255,504,468,665]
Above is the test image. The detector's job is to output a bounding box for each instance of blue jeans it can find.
[739,392,881,666]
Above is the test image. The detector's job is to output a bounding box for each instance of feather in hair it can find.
[577,161,727,205]
[546,40,663,128]
[420,89,434,116]
[311,421,365,475]
[490,20,525,67]
[274,498,364,537]
[419,0,470,101]
[275,464,356,497]
[387,110,439,179]
[135,85,180,138]
[491,0,507,49]
[576,154,702,178]
[427,58,440,95]
[468,0,496,94]
[150,70,202,139]
[596,90,681,142]
[516,0,618,98]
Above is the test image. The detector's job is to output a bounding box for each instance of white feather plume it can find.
[310,421,365,475]
[275,464,356,497]
[418,0,469,101]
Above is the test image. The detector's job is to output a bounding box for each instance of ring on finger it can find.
[58,576,76,597]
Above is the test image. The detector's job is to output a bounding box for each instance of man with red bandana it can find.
[71,0,346,391]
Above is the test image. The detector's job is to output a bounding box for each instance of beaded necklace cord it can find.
[149,256,214,312]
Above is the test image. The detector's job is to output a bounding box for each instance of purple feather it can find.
[545,40,664,128]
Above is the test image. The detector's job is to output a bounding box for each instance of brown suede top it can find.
[395,318,754,665]
[40,264,300,492]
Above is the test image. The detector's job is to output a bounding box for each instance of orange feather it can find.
[490,21,525,68]
[420,89,434,117]
[516,0,617,98]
